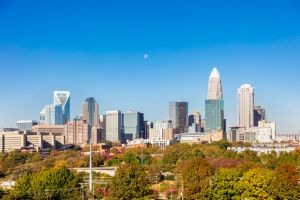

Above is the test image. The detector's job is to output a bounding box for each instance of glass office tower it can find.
[169,102,188,134]
[205,99,224,131]
[82,97,99,127]
[122,111,144,141]
[54,91,70,124]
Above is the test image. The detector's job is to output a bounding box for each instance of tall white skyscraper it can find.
[54,91,70,124]
[105,110,122,143]
[207,67,223,100]
[237,84,254,128]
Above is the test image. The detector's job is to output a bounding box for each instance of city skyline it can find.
[0,1,300,132]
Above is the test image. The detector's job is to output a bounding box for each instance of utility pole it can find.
[89,136,93,193]
[141,130,144,165]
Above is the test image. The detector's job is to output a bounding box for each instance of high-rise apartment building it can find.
[205,68,224,132]
[64,120,91,145]
[254,106,266,126]
[82,97,99,127]
[169,102,188,134]
[122,111,144,141]
[237,84,254,128]
[105,110,122,143]
[54,91,70,124]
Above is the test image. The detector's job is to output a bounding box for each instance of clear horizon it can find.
[0,0,300,132]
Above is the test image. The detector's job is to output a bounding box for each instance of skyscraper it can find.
[105,110,122,143]
[82,97,100,127]
[205,68,224,132]
[54,91,70,124]
[254,106,266,126]
[188,111,201,132]
[41,104,63,125]
[205,100,224,131]
[207,67,223,100]
[122,111,144,141]
[169,102,188,134]
[237,84,254,128]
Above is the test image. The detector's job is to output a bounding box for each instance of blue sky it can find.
[0,0,300,132]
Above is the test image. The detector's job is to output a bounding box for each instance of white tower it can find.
[237,84,254,128]
[207,67,223,100]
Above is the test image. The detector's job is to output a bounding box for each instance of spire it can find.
[210,67,220,78]
[207,67,223,100]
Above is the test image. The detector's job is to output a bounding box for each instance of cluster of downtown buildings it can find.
[0,68,299,153]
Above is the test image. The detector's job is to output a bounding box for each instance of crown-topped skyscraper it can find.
[54,91,70,124]
[205,68,225,133]
[207,67,223,100]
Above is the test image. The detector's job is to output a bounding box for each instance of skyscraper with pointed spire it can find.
[205,68,225,132]
[207,67,223,100]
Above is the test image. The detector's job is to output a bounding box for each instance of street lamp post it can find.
[89,137,93,194]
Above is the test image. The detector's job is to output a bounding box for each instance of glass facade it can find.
[205,99,224,132]
[83,97,99,127]
[16,120,38,131]
[169,102,188,134]
[44,104,63,125]
[122,111,144,141]
[254,106,266,127]
[54,91,70,124]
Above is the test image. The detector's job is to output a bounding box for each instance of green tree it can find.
[109,163,154,199]
[206,168,242,200]
[161,143,204,172]
[271,164,300,199]
[161,143,192,172]
[176,158,214,200]
[9,173,33,200]
[0,187,5,199]
[10,166,82,200]
[107,157,122,166]
[211,139,231,150]
[123,152,141,164]
[236,168,274,199]
[238,150,261,163]
[260,151,278,169]
[277,152,297,166]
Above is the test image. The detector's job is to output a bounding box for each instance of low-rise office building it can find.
[0,125,66,153]
[228,121,276,144]
[175,130,225,144]
[228,144,297,154]
[16,120,38,131]
[0,131,26,152]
